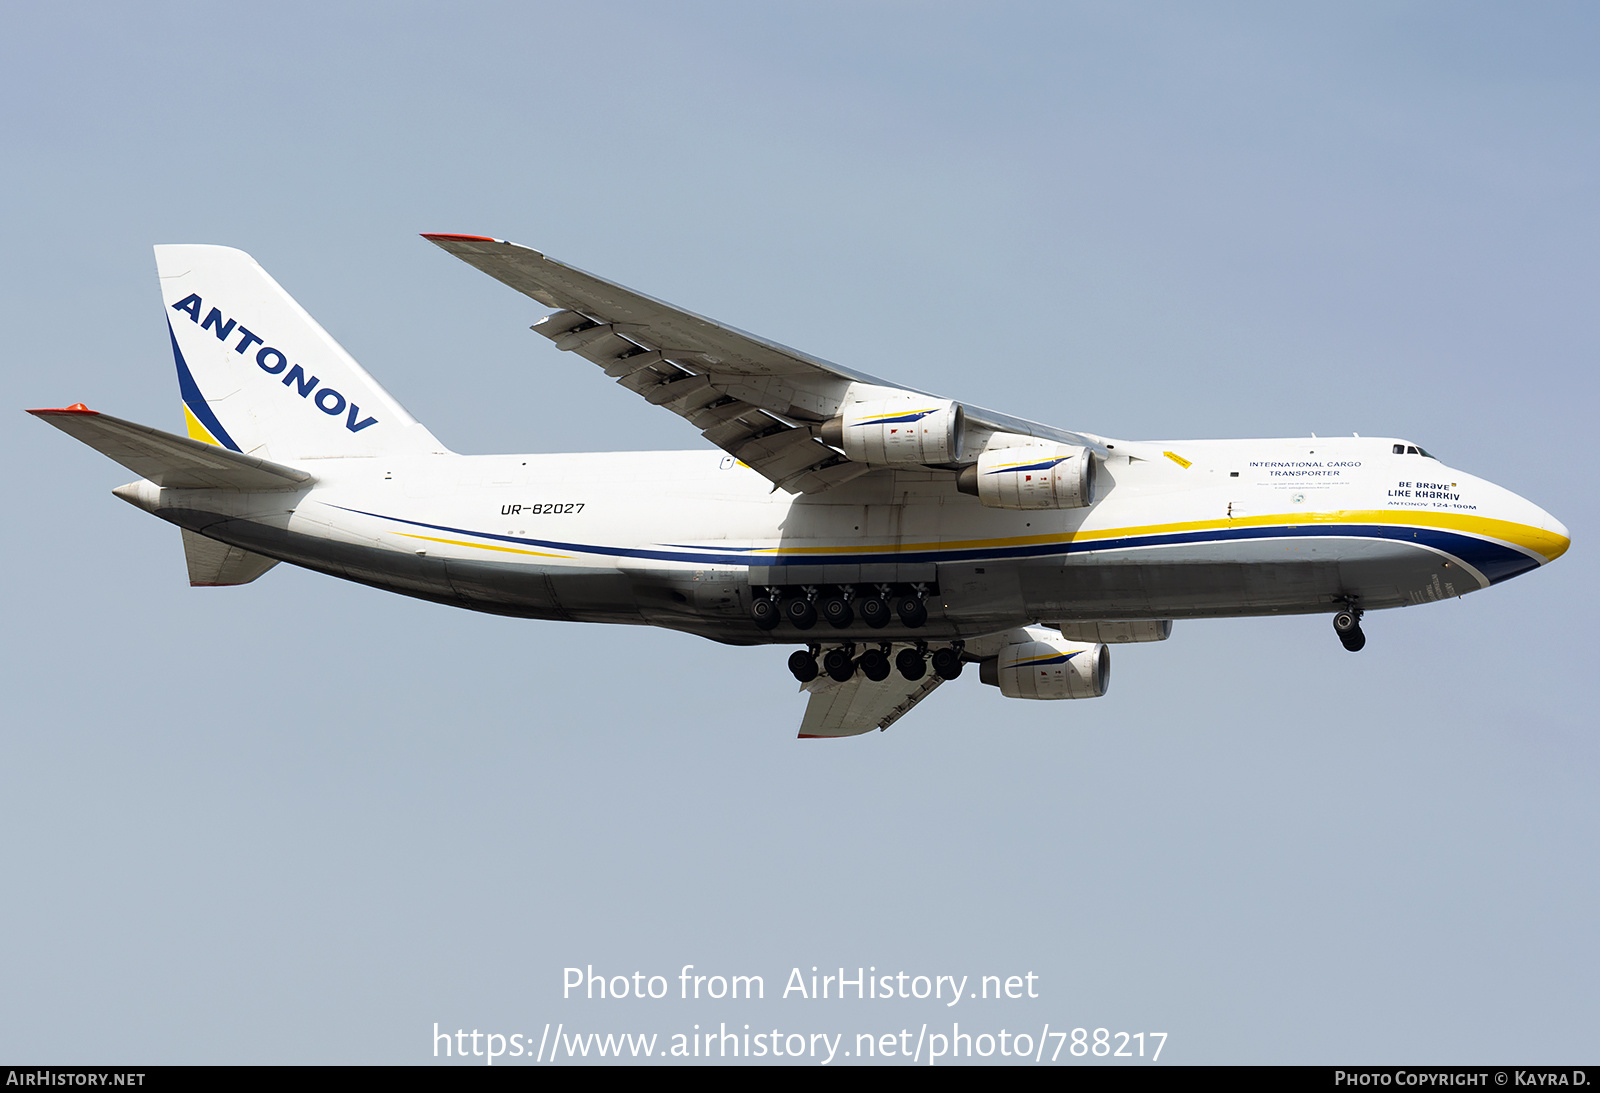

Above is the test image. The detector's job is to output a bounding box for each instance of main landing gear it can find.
[1332,606,1366,652]
[752,583,932,632]
[788,641,965,684]
[787,649,820,683]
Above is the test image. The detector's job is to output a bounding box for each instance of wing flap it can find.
[29,406,314,490]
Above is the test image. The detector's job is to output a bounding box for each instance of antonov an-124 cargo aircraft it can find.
[31,236,1571,737]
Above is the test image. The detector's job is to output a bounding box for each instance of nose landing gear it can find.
[1333,607,1365,652]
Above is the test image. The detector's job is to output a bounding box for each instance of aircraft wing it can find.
[797,671,944,738]
[423,234,1109,493]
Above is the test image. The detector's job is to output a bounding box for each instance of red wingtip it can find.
[421,233,497,242]
[27,403,96,414]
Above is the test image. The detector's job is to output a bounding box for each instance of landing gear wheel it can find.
[823,646,856,682]
[1333,608,1366,653]
[820,595,854,629]
[896,647,927,681]
[784,597,817,630]
[896,595,928,628]
[787,650,819,683]
[859,647,891,682]
[930,646,963,680]
[857,597,891,629]
[751,598,780,631]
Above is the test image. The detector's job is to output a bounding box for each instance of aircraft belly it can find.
[178,514,460,602]
[441,558,571,618]
[1014,535,1487,619]
[1022,556,1345,619]
[933,563,1029,633]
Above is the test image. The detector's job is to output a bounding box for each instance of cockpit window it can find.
[1393,442,1438,459]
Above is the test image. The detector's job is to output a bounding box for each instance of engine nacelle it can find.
[956,445,1095,509]
[821,399,965,465]
[1051,620,1172,644]
[978,627,1110,700]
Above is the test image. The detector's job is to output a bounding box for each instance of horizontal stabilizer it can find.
[28,406,313,490]
[181,528,279,586]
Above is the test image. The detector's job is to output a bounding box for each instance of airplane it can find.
[30,236,1571,738]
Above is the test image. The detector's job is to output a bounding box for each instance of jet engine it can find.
[821,399,965,465]
[956,445,1095,509]
[977,627,1109,700]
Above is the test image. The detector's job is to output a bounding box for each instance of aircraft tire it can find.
[751,598,781,630]
[823,647,856,682]
[784,597,818,630]
[858,597,891,629]
[788,650,819,682]
[896,595,928,628]
[931,647,963,680]
[895,647,927,681]
[860,648,891,682]
[1333,608,1365,652]
[820,595,854,628]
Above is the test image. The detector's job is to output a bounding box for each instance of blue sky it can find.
[3,1,1595,1064]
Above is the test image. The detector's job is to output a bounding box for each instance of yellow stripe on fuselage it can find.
[394,533,570,559]
[731,509,1568,564]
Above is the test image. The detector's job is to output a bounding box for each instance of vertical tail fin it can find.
[155,245,447,460]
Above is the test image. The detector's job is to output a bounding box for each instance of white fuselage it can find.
[144,435,1568,646]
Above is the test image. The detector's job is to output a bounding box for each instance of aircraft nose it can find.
[1537,508,1571,563]
[1506,486,1571,564]
[1473,478,1569,578]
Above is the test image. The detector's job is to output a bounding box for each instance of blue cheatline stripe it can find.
[1013,652,1081,666]
[168,320,242,452]
[850,409,935,425]
[985,458,1069,475]
[331,506,1542,583]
